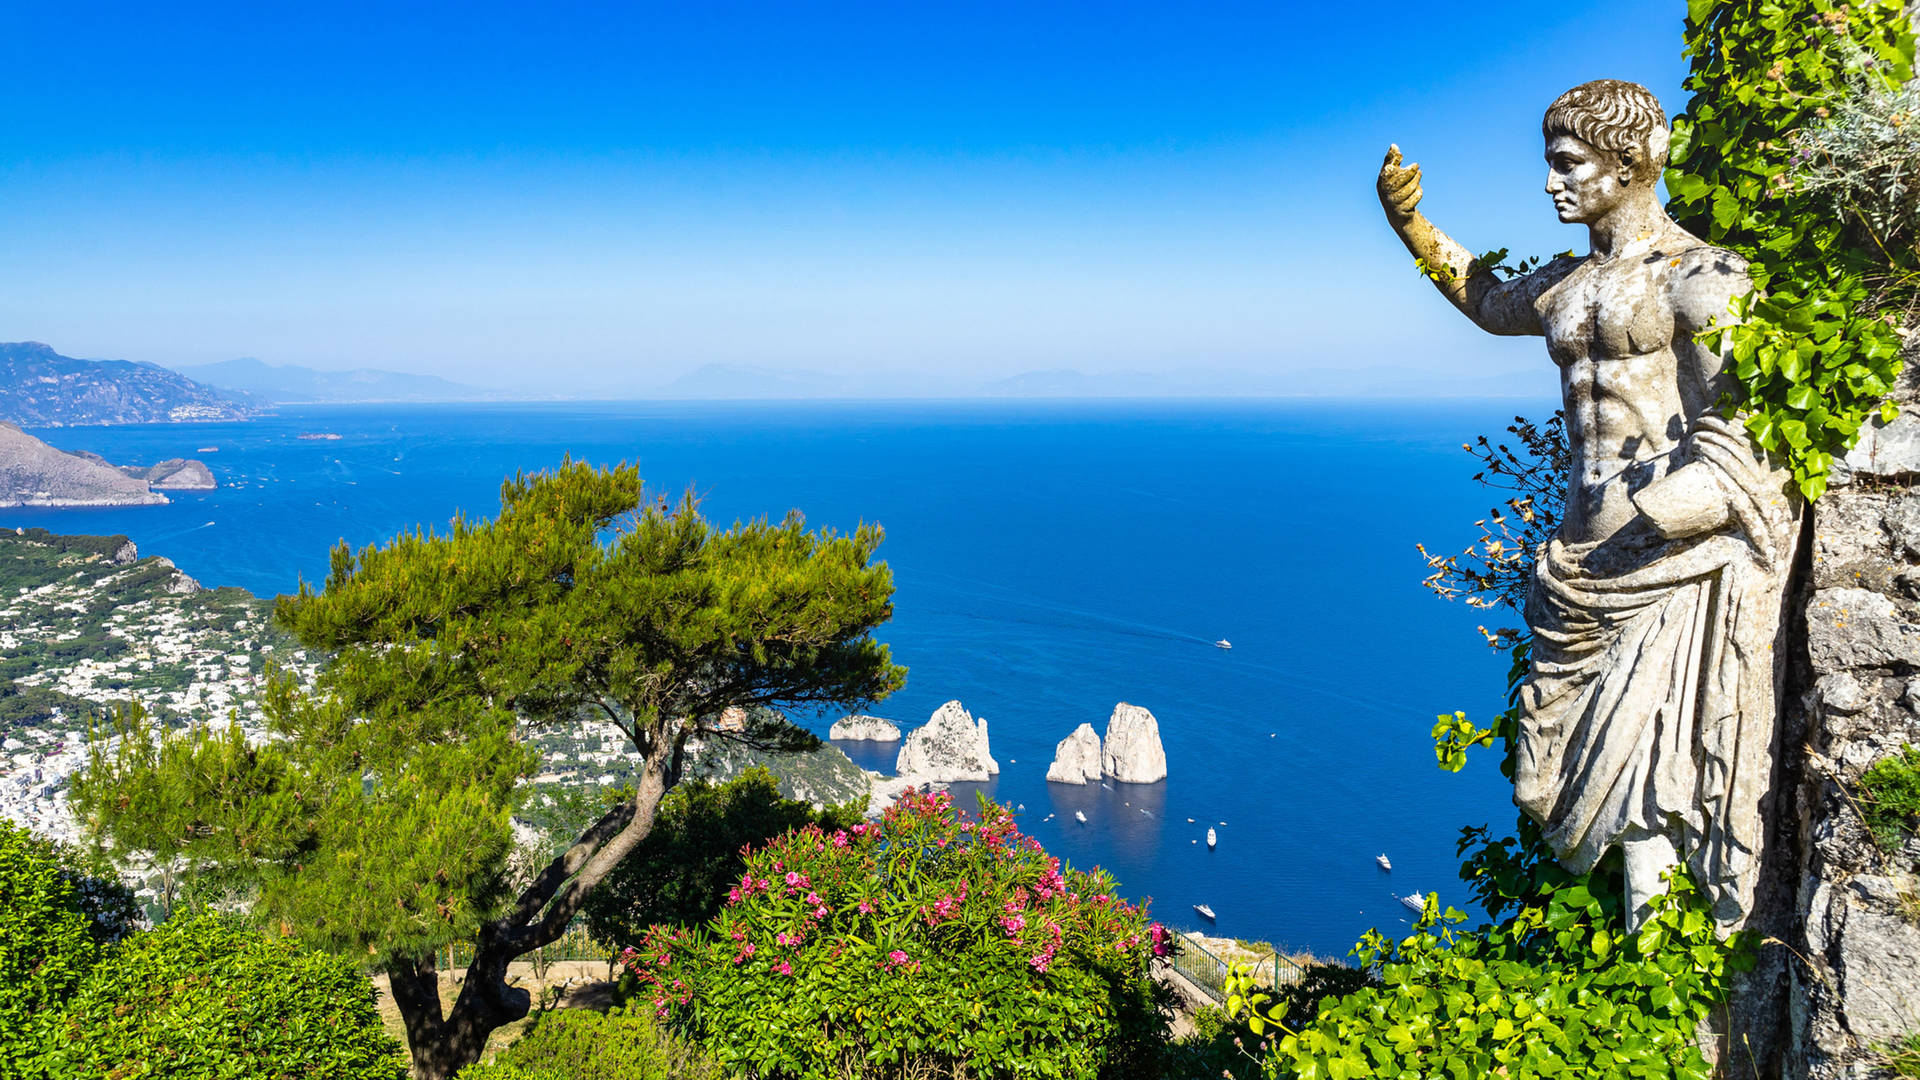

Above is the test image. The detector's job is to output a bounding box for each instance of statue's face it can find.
[1544,134,1629,224]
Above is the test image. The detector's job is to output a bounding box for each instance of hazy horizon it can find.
[2,1,1693,400]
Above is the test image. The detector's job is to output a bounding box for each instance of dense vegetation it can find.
[1,820,403,1080]
[42,914,407,1080]
[456,1007,726,1080]
[625,789,1170,1080]
[74,461,906,1079]
[1666,0,1916,498]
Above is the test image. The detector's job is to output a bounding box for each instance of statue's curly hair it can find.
[1542,80,1670,183]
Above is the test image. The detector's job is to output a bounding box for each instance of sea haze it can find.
[11,399,1553,958]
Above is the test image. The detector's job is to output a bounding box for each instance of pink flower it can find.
[888,949,909,965]
[1000,914,1026,936]
[775,961,792,976]
[1029,951,1053,973]
[857,899,874,914]
[832,830,849,848]
[785,871,802,888]
[1148,923,1170,957]
[806,892,821,905]
[814,905,829,918]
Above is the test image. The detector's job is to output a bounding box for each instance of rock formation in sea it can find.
[1101,702,1167,784]
[829,714,902,741]
[894,700,998,783]
[131,458,217,490]
[1045,722,1102,784]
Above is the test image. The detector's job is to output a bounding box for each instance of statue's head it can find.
[1541,80,1669,224]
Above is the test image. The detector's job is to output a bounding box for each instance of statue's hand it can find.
[1378,144,1424,229]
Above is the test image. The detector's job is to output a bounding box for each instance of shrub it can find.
[0,820,135,1075]
[1859,744,1920,855]
[43,914,406,1080]
[581,766,864,947]
[457,1005,726,1080]
[625,789,1170,1080]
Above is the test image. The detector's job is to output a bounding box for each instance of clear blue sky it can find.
[0,1,1692,396]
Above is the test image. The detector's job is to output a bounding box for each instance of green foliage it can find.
[626,790,1170,1080]
[1882,1032,1920,1077]
[42,914,406,1080]
[1858,744,1920,854]
[456,1005,726,1080]
[1230,864,1744,1078]
[1668,0,1917,499]
[1,528,133,561]
[0,820,135,1076]
[581,766,863,947]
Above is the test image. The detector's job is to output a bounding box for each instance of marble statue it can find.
[1378,79,1802,929]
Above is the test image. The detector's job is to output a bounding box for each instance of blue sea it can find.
[11,400,1550,958]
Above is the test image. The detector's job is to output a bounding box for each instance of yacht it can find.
[1214,639,1232,650]
[1074,811,1087,824]
[1376,853,1392,871]
[1194,903,1217,921]
[1400,893,1426,914]
[1206,827,1218,849]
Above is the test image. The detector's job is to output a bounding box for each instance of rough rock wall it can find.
[1785,351,1920,1076]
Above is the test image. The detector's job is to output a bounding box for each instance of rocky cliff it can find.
[0,342,249,427]
[1783,358,1920,1078]
[0,425,216,507]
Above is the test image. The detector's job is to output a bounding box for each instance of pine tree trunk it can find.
[388,732,683,1080]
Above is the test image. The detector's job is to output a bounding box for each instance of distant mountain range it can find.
[0,342,250,427]
[169,357,493,404]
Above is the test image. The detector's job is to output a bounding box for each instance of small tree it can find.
[75,461,906,1079]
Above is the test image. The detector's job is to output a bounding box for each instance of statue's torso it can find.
[1535,242,1721,543]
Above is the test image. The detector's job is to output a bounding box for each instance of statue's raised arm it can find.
[1376,145,1573,337]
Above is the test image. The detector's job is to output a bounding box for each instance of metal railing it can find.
[1165,932,1308,1004]
[439,924,613,975]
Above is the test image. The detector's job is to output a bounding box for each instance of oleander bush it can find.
[623,789,1172,1080]
[456,1005,726,1080]
[0,820,136,1076]
[42,913,407,1080]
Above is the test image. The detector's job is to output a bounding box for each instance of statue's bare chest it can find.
[1536,255,1677,366]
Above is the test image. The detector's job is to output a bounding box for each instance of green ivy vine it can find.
[1667,0,1917,500]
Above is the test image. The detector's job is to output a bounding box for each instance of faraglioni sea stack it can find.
[894,700,998,783]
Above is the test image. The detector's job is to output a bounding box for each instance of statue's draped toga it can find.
[1517,412,1799,927]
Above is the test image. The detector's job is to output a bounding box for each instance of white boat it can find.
[1074,811,1087,824]
[1214,639,1232,650]
[1399,893,1426,913]
[1206,827,1218,849]
[1194,903,1216,921]
[1376,853,1392,871]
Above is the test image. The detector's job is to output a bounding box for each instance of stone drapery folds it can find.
[1515,414,1801,928]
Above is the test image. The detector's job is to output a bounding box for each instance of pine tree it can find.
[74,461,906,1079]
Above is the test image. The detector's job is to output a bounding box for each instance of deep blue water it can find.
[12,400,1550,958]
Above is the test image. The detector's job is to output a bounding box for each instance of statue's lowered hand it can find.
[1378,144,1424,228]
